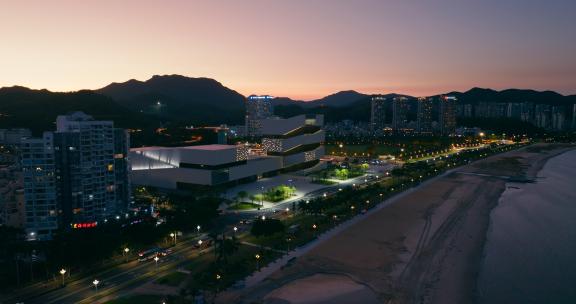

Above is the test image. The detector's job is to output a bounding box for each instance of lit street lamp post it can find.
[312,224,317,237]
[123,247,130,262]
[154,256,159,269]
[59,268,66,286]
[260,186,265,206]
[92,279,99,292]
[196,225,201,236]
[255,254,261,271]
[170,232,177,245]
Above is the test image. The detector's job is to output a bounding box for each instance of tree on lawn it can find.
[251,219,285,237]
[237,191,248,204]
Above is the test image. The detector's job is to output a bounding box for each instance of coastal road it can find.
[17,235,209,304]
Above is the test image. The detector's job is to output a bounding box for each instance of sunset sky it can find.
[1,0,575,100]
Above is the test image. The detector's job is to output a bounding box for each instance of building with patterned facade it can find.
[131,115,324,189]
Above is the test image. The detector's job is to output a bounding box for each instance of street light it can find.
[170,232,177,245]
[154,256,159,268]
[255,254,261,270]
[123,247,130,261]
[196,225,201,235]
[59,268,66,286]
[198,239,203,246]
[93,279,99,291]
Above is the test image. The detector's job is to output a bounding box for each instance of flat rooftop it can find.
[131,144,237,152]
[181,144,237,151]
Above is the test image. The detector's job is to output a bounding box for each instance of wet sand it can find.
[220,144,574,304]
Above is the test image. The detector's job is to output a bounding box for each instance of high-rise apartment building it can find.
[245,95,274,137]
[370,95,387,132]
[21,112,130,240]
[506,103,523,119]
[534,104,551,129]
[439,96,457,136]
[392,96,409,133]
[551,106,566,131]
[416,97,433,135]
[21,132,58,240]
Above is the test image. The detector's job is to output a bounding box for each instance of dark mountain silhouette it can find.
[272,90,369,108]
[440,87,572,106]
[1,75,574,134]
[96,75,246,125]
[0,86,151,134]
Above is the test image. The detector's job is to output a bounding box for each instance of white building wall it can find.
[282,146,325,167]
[131,167,213,189]
[228,157,282,180]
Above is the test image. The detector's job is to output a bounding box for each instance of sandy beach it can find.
[220,144,575,304]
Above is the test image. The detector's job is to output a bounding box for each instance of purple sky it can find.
[1,0,574,99]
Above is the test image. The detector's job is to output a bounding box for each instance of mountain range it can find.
[0,75,574,133]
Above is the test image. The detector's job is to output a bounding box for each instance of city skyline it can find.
[1,0,575,100]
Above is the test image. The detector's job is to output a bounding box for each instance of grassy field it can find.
[229,202,261,210]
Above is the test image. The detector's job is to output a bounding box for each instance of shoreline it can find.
[474,146,576,303]
[219,143,575,304]
[417,144,576,304]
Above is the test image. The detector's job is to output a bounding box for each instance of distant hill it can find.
[96,75,246,125]
[274,93,407,122]
[2,75,574,133]
[440,87,574,106]
[0,86,151,134]
[272,90,369,108]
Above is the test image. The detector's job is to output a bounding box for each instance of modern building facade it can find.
[245,95,274,137]
[416,97,433,135]
[261,114,325,169]
[130,144,281,188]
[21,112,130,240]
[370,95,387,131]
[131,115,325,190]
[439,95,457,136]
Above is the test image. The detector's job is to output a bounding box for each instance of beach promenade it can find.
[218,143,574,304]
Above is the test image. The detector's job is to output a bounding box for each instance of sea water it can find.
[478,149,576,303]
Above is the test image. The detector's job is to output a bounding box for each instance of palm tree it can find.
[215,236,239,264]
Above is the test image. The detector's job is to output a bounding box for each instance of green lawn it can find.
[229,202,261,210]
[310,179,337,185]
